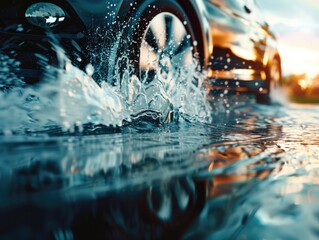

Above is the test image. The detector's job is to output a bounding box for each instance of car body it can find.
[0,0,281,102]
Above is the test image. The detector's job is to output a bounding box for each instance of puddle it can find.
[1,102,319,239]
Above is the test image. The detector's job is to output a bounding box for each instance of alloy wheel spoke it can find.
[145,28,159,53]
[150,14,166,49]
[165,15,174,50]
[174,33,191,56]
[140,41,157,71]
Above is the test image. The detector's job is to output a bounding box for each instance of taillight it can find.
[25,2,65,29]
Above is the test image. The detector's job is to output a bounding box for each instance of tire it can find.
[256,56,282,104]
[255,92,270,104]
[117,0,200,121]
[269,57,282,89]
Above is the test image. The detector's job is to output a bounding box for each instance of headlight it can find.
[25,2,66,29]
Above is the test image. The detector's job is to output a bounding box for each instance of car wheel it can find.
[269,57,282,89]
[139,12,195,85]
[255,90,270,104]
[120,0,199,121]
[256,57,282,104]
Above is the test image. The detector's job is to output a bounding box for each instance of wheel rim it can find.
[139,12,194,85]
[146,177,196,223]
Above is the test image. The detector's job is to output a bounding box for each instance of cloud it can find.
[256,0,319,37]
[257,0,319,30]
[256,0,319,76]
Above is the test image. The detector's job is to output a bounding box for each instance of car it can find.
[0,0,281,103]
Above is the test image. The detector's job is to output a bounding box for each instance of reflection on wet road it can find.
[1,97,319,239]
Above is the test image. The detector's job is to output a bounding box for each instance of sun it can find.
[278,44,319,78]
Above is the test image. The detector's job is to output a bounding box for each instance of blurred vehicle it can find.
[0,0,281,102]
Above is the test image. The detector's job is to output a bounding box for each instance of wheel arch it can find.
[174,0,212,70]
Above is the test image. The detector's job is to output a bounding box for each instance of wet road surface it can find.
[1,93,319,239]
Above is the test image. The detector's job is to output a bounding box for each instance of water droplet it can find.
[85,64,94,76]
[16,24,24,32]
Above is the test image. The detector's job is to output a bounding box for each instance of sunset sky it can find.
[256,0,319,77]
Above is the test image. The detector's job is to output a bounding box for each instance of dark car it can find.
[0,0,281,103]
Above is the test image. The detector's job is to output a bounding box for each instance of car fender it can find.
[66,0,123,29]
[177,0,213,69]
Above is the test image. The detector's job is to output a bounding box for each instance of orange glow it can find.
[298,78,313,90]
[278,44,319,78]
[256,0,319,78]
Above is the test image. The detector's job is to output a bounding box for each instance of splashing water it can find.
[0,40,211,134]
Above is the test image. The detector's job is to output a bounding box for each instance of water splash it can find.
[0,40,211,134]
